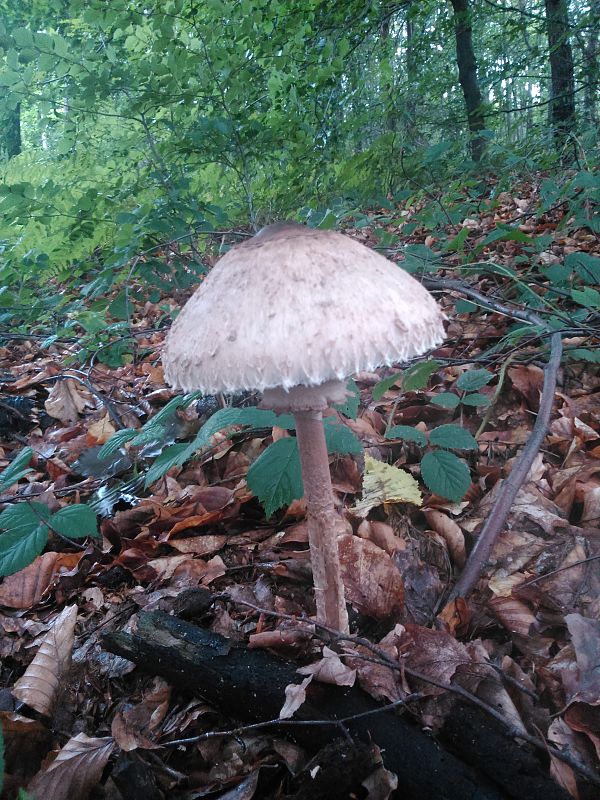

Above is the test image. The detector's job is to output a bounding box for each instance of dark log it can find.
[102,612,567,800]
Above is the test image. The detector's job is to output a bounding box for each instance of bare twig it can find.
[450,331,562,600]
[164,692,425,748]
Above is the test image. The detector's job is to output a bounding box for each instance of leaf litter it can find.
[0,190,599,799]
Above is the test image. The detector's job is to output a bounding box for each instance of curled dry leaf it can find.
[548,718,584,800]
[356,519,402,556]
[422,509,466,568]
[0,551,83,609]
[111,677,171,751]
[279,675,312,720]
[44,379,91,424]
[27,733,115,800]
[86,414,117,445]
[563,614,600,706]
[298,646,356,687]
[12,604,78,716]
[338,534,404,619]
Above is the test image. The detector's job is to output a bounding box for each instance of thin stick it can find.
[450,331,562,600]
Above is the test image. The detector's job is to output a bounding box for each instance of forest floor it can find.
[1,181,599,800]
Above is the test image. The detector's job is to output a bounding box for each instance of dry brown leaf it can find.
[547,719,582,799]
[27,734,115,800]
[298,646,356,686]
[111,677,171,751]
[86,414,117,444]
[168,535,227,556]
[338,534,404,619]
[356,519,402,556]
[44,379,91,423]
[423,509,466,567]
[563,614,600,706]
[0,551,82,609]
[12,604,78,715]
[488,596,538,638]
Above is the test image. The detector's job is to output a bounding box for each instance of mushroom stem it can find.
[293,410,349,633]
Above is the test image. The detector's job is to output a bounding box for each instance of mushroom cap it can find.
[163,223,445,396]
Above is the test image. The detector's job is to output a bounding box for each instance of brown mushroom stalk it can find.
[293,409,349,632]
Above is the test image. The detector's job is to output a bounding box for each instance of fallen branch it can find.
[231,599,597,791]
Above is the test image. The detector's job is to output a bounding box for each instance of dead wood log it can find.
[102,612,568,800]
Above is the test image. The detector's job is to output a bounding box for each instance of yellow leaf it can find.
[87,415,117,444]
[351,455,422,518]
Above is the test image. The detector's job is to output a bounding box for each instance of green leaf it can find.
[431,393,460,409]
[403,359,440,391]
[566,348,600,363]
[456,369,494,391]
[430,424,478,450]
[372,372,402,401]
[0,70,21,86]
[333,379,360,419]
[446,226,470,252]
[0,502,50,576]
[323,419,362,454]
[421,451,471,502]
[385,425,427,446]
[400,244,442,274]
[461,392,490,407]
[247,438,303,517]
[48,505,99,539]
[565,252,600,285]
[571,287,600,309]
[0,447,33,491]
[455,299,477,313]
[97,429,137,459]
[145,443,194,486]
[479,225,532,249]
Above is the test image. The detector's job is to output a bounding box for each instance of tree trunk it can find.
[583,0,599,126]
[544,0,576,144]
[1,102,21,159]
[449,0,486,162]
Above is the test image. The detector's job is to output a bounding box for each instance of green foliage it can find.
[0,501,99,576]
[0,447,33,491]
[247,438,304,518]
[420,450,471,503]
[385,422,477,502]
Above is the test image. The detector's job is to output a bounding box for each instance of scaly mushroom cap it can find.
[163,223,445,399]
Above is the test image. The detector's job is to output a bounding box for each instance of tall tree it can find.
[583,0,599,126]
[0,102,20,158]
[449,0,486,161]
[544,0,576,143]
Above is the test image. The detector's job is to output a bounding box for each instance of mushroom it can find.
[163,222,445,633]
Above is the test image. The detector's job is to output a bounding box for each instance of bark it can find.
[583,0,599,125]
[544,0,576,143]
[449,0,486,162]
[1,102,21,159]
[103,611,548,800]
[293,410,349,633]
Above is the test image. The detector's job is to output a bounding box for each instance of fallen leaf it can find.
[44,379,91,424]
[27,734,115,800]
[339,534,404,619]
[351,455,422,517]
[12,605,78,715]
[279,675,312,719]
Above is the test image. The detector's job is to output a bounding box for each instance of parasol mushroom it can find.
[163,222,445,633]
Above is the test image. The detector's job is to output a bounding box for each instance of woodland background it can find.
[0,2,599,800]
